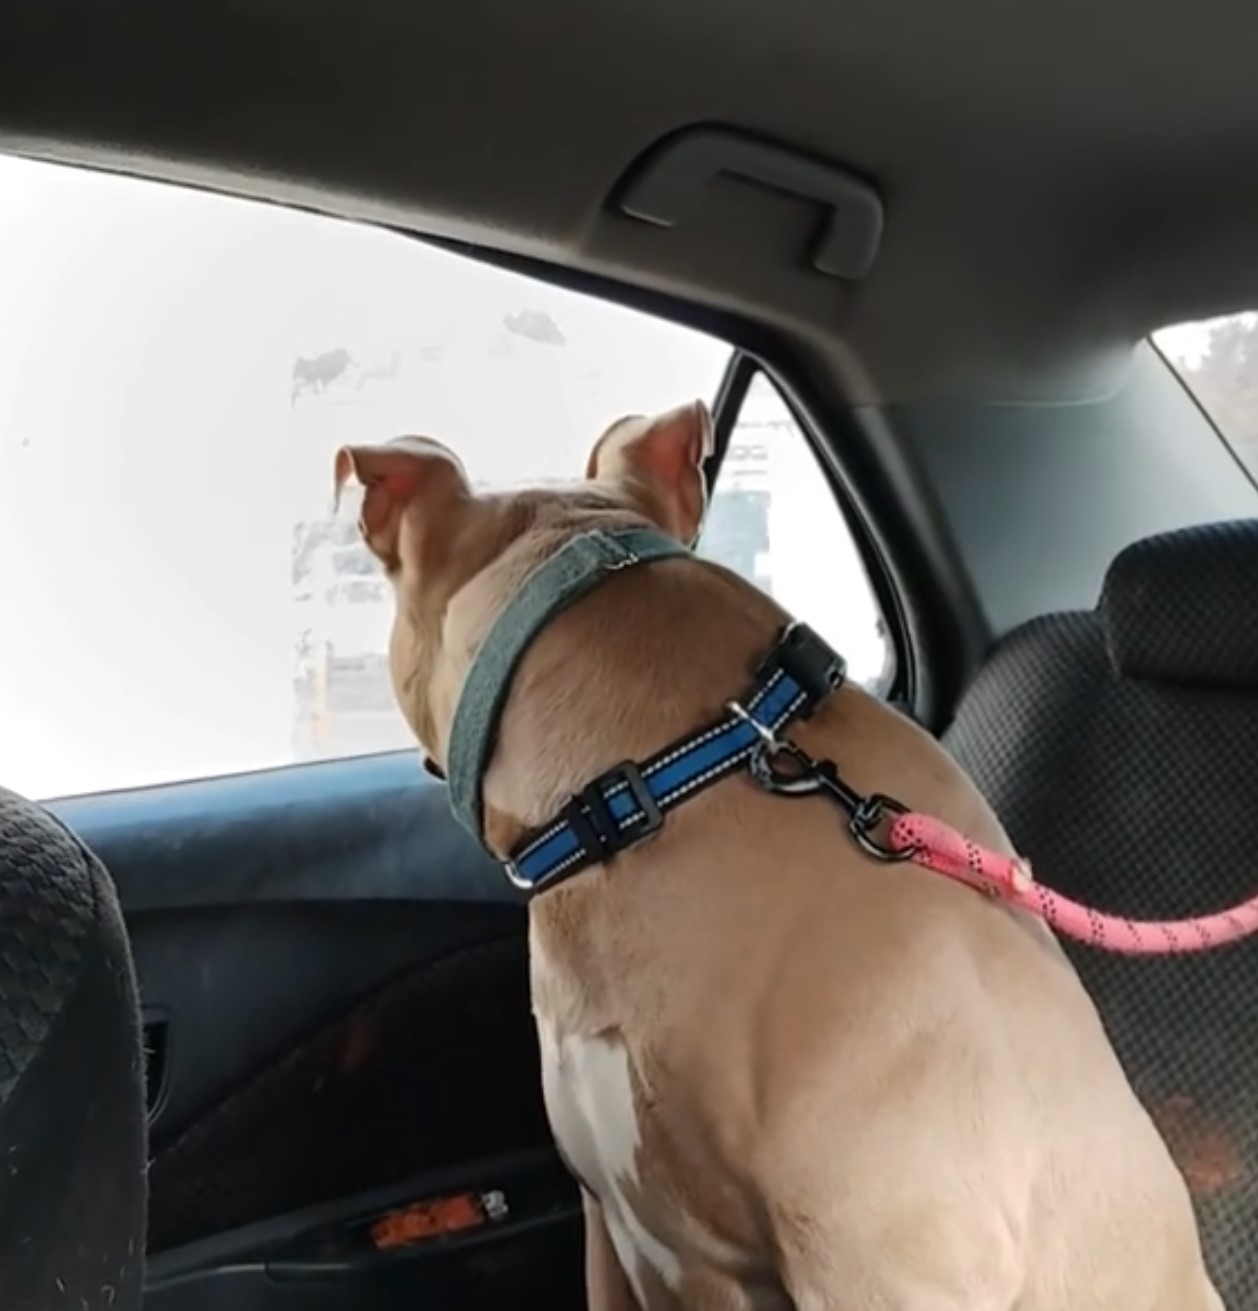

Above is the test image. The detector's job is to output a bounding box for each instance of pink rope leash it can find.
[888,812,1258,955]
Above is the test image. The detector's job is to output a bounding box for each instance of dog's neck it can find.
[441,525,690,845]
[456,551,790,863]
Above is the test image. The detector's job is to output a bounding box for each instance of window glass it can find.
[700,375,891,692]
[0,156,886,800]
[1155,314,1258,480]
[0,156,727,797]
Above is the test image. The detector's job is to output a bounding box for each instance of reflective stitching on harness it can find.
[506,643,827,893]
[512,670,797,864]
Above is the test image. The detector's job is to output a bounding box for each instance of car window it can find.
[0,155,885,800]
[700,374,891,692]
[1155,314,1258,481]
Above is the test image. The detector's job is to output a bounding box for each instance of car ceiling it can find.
[2,0,1257,406]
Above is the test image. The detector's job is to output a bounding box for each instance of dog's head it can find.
[332,401,713,770]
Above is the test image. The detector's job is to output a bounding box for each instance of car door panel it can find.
[144,1148,583,1310]
[51,753,578,1307]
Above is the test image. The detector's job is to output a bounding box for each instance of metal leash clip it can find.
[729,700,914,864]
[846,791,914,863]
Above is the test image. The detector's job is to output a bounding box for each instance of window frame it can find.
[702,354,899,697]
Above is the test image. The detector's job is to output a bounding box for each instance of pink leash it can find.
[888,812,1258,955]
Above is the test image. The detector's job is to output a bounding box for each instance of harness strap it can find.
[506,652,833,891]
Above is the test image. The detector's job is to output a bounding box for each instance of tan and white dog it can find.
[334,401,1222,1311]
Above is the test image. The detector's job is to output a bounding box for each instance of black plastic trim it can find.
[147,1147,576,1284]
[705,350,756,490]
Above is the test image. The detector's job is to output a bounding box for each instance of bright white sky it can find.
[0,153,734,798]
[1155,320,1212,368]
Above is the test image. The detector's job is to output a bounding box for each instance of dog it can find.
[334,401,1222,1310]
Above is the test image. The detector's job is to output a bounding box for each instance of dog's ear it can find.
[333,436,468,568]
[585,400,713,545]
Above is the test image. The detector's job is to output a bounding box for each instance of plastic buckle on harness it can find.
[757,622,847,716]
[561,761,663,864]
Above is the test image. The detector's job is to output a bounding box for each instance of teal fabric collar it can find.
[446,526,690,842]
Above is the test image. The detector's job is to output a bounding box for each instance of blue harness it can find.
[445,526,848,895]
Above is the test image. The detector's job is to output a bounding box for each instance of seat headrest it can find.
[1100,519,1258,688]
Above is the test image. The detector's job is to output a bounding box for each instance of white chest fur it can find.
[535,1013,683,1301]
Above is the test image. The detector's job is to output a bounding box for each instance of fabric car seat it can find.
[946,519,1258,1309]
[0,787,147,1309]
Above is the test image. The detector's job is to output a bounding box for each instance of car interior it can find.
[3,0,1258,1307]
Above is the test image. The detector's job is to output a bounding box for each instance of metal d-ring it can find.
[725,699,781,751]
[848,793,916,863]
[503,858,535,891]
[727,701,830,798]
[729,701,914,859]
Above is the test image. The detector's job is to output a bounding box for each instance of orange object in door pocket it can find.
[369,1190,508,1250]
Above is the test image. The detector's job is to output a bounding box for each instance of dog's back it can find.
[521,559,1219,1310]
